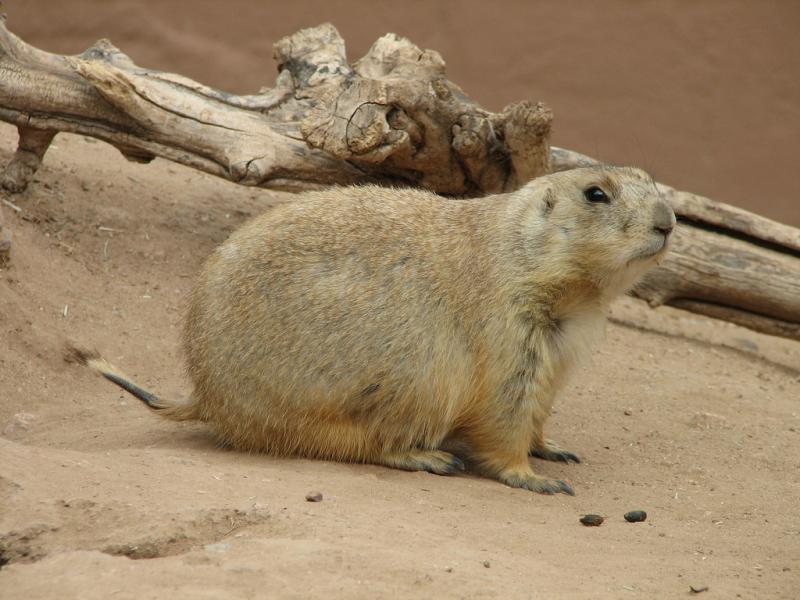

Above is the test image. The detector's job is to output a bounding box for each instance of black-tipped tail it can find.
[65,344,197,421]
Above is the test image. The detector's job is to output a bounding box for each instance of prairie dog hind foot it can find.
[379,449,465,475]
[529,438,581,464]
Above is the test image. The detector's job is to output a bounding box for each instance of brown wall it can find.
[8,0,800,225]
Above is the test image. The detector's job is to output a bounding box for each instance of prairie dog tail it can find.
[65,345,198,421]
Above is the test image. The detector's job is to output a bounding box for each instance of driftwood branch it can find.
[640,225,800,340]
[0,19,551,195]
[1,18,798,341]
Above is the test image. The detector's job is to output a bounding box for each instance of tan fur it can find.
[74,166,675,495]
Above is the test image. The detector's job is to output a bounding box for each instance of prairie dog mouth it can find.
[632,234,670,262]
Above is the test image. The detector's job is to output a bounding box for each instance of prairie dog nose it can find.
[653,200,676,236]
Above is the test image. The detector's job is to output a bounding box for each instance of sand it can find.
[1,3,799,599]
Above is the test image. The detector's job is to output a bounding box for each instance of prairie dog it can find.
[69,166,675,496]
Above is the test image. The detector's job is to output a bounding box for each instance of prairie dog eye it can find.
[584,186,609,203]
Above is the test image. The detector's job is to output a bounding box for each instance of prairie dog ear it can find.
[542,188,556,216]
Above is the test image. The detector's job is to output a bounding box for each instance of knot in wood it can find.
[346,102,392,155]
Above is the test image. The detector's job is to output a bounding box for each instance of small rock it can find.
[623,409,633,416]
[444,567,453,573]
[689,585,709,594]
[689,412,728,430]
[305,491,323,502]
[204,541,232,554]
[482,560,491,568]
[580,514,604,527]
[624,510,647,523]
[2,412,36,438]
[734,338,758,352]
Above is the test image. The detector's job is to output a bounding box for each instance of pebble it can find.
[580,514,604,526]
[305,491,323,502]
[2,412,36,438]
[482,560,491,568]
[624,510,647,523]
[689,585,709,594]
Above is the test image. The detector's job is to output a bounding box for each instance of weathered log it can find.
[639,227,800,340]
[0,18,798,341]
[0,19,551,195]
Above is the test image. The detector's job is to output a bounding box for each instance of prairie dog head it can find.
[515,166,676,299]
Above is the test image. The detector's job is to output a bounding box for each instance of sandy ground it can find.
[1,3,800,599]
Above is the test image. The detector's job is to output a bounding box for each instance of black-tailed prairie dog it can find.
[69,166,675,496]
